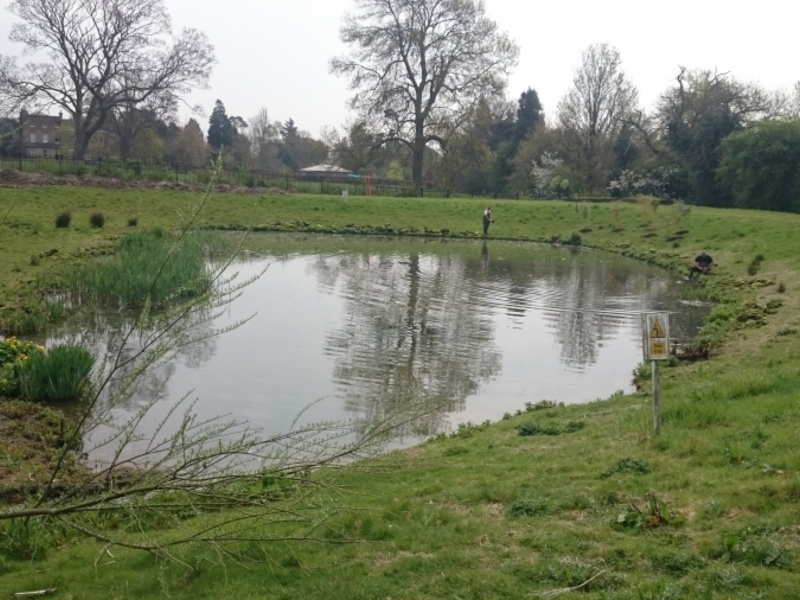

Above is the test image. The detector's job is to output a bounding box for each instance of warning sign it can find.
[651,319,666,339]
[643,313,670,361]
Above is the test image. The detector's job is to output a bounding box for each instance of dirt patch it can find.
[0,400,89,504]
[0,169,289,195]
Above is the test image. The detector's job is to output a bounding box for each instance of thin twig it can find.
[536,570,606,599]
[13,589,58,598]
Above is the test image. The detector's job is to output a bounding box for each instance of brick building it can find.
[19,110,62,158]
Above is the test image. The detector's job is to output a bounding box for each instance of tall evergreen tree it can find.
[514,89,543,144]
[207,100,235,150]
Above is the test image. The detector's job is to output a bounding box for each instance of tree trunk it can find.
[411,147,424,189]
[119,136,132,161]
[73,130,90,161]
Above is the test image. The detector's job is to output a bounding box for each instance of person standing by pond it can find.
[482,206,493,236]
[688,251,714,280]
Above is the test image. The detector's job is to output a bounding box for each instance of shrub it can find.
[566,232,582,246]
[55,211,72,228]
[18,344,95,403]
[90,211,105,228]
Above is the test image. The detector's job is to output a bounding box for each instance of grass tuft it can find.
[89,211,105,228]
[55,211,71,228]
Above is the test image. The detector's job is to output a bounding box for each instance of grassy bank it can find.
[2,187,800,598]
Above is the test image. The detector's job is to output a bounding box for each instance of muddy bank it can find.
[0,401,89,504]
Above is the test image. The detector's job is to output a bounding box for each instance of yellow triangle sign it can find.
[651,319,665,338]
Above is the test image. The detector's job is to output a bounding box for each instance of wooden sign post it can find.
[642,313,670,436]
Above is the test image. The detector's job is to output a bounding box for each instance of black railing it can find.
[0,155,538,200]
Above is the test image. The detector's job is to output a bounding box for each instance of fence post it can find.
[420,187,424,197]
[446,188,450,198]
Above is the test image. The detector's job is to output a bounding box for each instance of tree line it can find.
[1,0,800,211]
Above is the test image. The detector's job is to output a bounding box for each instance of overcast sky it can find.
[2,0,799,137]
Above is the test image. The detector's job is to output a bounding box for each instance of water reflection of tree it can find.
[542,253,706,369]
[312,251,502,438]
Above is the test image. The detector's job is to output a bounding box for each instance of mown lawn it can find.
[1,186,800,599]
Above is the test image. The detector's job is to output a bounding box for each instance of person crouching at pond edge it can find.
[483,206,493,236]
[688,251,714,280]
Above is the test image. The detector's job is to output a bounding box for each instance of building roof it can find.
[299,164,354,174]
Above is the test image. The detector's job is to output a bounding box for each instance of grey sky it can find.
[2,0,798,136]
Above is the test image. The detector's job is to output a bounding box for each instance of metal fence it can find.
[0,155,450,198]
[0,155,529,200]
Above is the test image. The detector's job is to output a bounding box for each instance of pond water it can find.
[46,234,709,446]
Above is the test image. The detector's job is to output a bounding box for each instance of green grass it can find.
[2,187,800,598]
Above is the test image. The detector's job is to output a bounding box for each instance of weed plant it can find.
[0,519,59,560]
[0,309,48,335]
[508,496,549,517]
[18,344,95,403]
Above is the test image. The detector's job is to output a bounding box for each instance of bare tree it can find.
[0,0,215,160]
[248,107,282,171]
[658,67,771,205]
[168,118,208,168]
[106,91,177,161]
[330,0,519,187]
[556,44,638,192]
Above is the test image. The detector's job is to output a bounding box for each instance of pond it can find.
[46,234,709,446]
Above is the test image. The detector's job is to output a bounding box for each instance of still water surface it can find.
[49,234,709,444]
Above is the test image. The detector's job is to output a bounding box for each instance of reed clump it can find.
[18,344,95,403]
[59,228,212,309]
